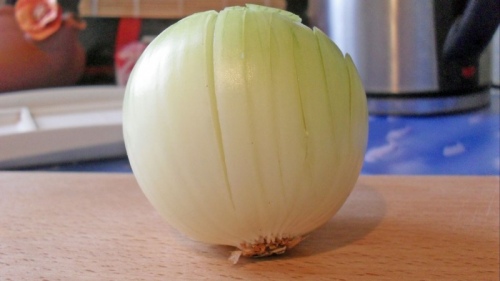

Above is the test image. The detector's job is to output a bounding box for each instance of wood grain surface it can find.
[0,172,498,280]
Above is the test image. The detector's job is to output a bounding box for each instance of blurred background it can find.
[0,0,499,175]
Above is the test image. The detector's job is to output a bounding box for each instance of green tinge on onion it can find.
[123,4,368,262]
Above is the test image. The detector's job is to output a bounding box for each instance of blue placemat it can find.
[363,90,499,175]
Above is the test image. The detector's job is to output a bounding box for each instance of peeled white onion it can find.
[123,4,368,260]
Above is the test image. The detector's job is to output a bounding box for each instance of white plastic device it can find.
[0,86,126,169]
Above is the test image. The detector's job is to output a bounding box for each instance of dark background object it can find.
[286,0,309,26]
[442,0,500,61]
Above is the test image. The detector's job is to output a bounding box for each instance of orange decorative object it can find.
[14,0,62,41]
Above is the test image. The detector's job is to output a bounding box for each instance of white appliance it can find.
[0,86,126,169]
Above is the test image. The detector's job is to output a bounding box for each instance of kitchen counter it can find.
[21,88,500,175]
[0,172,498,280]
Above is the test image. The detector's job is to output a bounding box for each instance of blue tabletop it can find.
[21,89,500,175]
[364,93,499,175]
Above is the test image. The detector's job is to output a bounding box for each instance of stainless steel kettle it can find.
[307,0,500,115]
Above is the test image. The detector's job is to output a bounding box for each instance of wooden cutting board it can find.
[0,172,498,280]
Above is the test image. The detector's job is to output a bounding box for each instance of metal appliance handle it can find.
[443,0,500,60]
